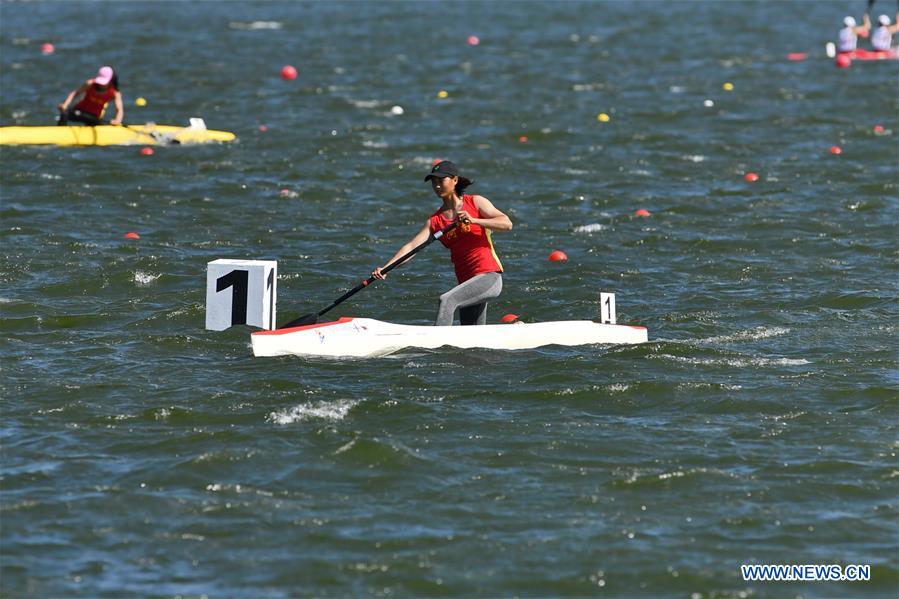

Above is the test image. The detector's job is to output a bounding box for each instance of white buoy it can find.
[390,105,404,115]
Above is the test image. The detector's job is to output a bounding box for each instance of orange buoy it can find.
[634,208,651,217]
[501,313,518,323]
[548,250,568,261]
[123,232,140,239]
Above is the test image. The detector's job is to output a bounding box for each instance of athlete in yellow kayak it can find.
[57,66,123,126]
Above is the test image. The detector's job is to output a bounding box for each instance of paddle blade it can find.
[279,313,318,329]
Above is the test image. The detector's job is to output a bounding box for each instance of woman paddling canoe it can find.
[57,66,123,126]
[372,160,513,326]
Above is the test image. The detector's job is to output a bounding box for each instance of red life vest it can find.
[428,194,503,283]
[74,81,117,118]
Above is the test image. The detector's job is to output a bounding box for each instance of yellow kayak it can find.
[0,122,236,146]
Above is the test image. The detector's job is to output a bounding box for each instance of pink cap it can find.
[94,66,113,85]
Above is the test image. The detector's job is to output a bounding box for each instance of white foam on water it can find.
[572,83,605,92]
[350,99,381,109]
[682,154,705,162]
[204,483,271,497]
[133,271,160,286]
[268,398,359,425]
[622,466,740,485]
[653,354,810,368]
[228,21,282,30]
[334,439,357,454]
[573,223,606,233]
[696,326,790,344]
[678,382,743,391]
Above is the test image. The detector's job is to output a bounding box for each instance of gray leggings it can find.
[436,272,503,326]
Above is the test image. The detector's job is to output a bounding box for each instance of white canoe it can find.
[251,317,648,358]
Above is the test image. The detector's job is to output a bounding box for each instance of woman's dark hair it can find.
[455,178,473,196]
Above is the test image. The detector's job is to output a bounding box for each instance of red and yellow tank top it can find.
[429,194,503,283]
[74,82,117,117]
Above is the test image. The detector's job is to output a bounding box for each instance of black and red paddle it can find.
[278,221,458,329]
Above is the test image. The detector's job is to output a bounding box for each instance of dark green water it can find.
[1,1,897,597]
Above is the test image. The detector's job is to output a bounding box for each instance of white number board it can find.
[205,259,277,331]
[599,292,616,324]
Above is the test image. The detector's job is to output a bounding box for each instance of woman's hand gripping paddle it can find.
[278,221,458,329]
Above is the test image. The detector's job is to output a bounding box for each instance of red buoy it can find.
[518,135,528,143]
[548,250,568,262]
[830,145,842,155]
[123,232,140,239]
[501,313,518,323]
[873,124,885,134]
[786,52,807,61]
[634,208,651,217]
[744,172,759,182]
[467,35,480,46]
[835,54,851,68]
[40,43,55,55]
[140,147,154,156]
[280,65,298,80]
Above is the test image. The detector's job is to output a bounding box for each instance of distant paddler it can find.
[371,160,513,326]
[837,15,871,53]
[871,14,899,51]
[57,66,123,126]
